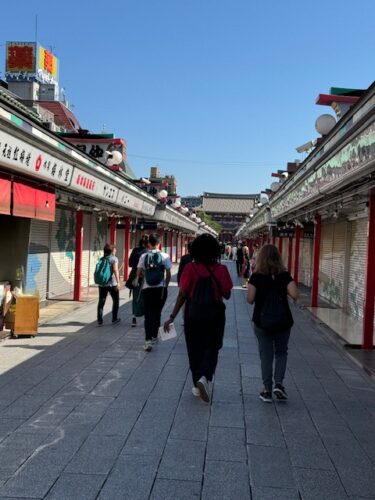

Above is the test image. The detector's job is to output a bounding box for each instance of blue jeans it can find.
[253,324,291,392]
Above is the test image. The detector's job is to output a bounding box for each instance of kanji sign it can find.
[70,168,119,202]
[6,42,36,74]
[0,129,73,186]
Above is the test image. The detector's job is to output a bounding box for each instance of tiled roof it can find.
[0,87,42,122]
[37,101,81,131]
[202,194,257,214]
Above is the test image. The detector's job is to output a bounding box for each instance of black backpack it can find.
[188,265,225,323]
[259,276,291,332]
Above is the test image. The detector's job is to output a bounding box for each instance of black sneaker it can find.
[259,391,273,403]
[112,318,121,325]
[273,384,288,400]
[132,317,137,327]
[97,320,103,327]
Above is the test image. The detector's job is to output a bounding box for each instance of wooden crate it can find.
[13,296,39,336]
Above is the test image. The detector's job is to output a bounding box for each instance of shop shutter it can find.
[48,208,76,298]
[81,213,91,289]
[319,223,334,303]
[26,219,50,301]
[89,215,108,286]
[348,218,368,321]
[281,238,288,269]
[299,238,313,287]
[331,221,347,307]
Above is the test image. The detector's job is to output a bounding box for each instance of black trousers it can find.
[184,304,226,385]
[97,286,119,322]
[236,260,243,276]
[142,287,168,341]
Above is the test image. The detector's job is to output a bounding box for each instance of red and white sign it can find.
[0,129,73,186]
[70,168,119,202]
[117,189,155,216]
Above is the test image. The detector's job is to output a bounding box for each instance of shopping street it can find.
[0,262,374,499]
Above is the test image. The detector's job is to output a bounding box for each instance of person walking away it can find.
[236,243,244,276]
[164,234,233,403]
[96,244,121,326]
[137,234,172,352]
[231,244,238,262]
[247,244,299,402]
[242,245,251,288]
[128,236,148,327]
[177,242,193,285]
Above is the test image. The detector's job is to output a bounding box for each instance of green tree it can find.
[197,211,222,233]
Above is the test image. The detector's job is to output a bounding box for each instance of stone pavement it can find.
[0,263,375,499]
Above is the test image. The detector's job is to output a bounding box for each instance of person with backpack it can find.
[137,233,172,352]
[163,234,233,403]
[127,236,148,327]
[247,244,299,403]
[96,243,121,326]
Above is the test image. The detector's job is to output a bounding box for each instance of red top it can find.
[179,262,233,300]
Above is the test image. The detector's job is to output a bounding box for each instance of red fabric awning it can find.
[13,182,56,221]
[0,178,11,215]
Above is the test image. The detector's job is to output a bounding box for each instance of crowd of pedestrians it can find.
[95,235,298,404]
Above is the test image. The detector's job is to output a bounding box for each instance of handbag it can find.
[125,268,137,290]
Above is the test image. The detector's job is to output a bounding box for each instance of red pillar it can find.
[287,237,293,273]
[180,234,184,257]
[73,210,83,301]
[293,226,302,285]
[278,237,283,254]
[362,189,375,349]
[272,236,276,245]
[110,217,117,245]
[123,217,130,281]
[311,215,321,307]
[248,239,253,254]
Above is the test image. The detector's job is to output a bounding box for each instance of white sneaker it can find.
[197,376,210,403]
[143,341,152,352]
[192,386,200,397]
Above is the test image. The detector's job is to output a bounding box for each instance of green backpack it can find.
[94,257,112,285]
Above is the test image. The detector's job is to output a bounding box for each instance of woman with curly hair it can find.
[164,234,233,403]
[247,244,299,403]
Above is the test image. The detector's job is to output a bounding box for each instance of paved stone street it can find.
[0,262,375,499]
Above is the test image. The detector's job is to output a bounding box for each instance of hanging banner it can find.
[13,181,56,221]
[0,129,73,186]
[0,178,11,215]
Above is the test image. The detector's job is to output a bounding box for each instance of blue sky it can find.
[2,0,375,196]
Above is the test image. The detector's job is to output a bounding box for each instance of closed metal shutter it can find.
[319,223,334,303]
[48,208,76,298]
[89,215,108,286]
[281,238,288,268]
[348,218,368,320]
[26,220,50,300]
[331,221,347,307]
[81,213,91,289]
[299,238,313,287]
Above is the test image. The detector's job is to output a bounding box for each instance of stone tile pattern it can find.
[0,264,375,499]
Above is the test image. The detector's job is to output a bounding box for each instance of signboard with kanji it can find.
[70,168,119,203]
[0,129,73,186]
[5,42,59,84]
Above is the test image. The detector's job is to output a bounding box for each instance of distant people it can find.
[225,244,232,260]
[177,242,193,285]
[241,245,251,288]
[236,242,244,276]
[164,234,233,403]
[96,244,121,326]
[231,244,238,262]
[128,236,148,327]
[137,234,172,352]
[247,244,299,403]
[251,244,259,273]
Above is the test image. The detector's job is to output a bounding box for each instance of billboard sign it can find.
[5,42,59,84]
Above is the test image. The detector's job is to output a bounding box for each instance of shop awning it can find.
[0,178,11,215]
[13,182,56,221]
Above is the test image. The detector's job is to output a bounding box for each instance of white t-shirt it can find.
[138,250,172,289]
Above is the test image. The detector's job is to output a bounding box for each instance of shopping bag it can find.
[158,323,177,342]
